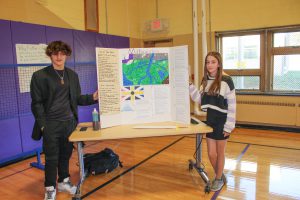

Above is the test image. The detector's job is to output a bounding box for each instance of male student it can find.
[30,40,98,200]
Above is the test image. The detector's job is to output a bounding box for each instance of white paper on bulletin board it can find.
[16,44,50,93]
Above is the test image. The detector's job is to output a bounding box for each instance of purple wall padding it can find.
[0,20,22,161]
[78,106,95,122]
[96,34,130,48]
[10,21,47,154]
[11,21,47,115]
[20,115,42,152]
[73,30,98,122]
[0,68,19,120]
[73,30,97,63]
[0,20,19,120]
[0,20,14,64]
[0,118,22,160]
[73,30,97,93]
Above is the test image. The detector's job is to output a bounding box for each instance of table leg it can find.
[188,133,211,193]
[72,141,85,200]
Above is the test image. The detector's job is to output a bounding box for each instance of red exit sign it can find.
[151,19,163,31]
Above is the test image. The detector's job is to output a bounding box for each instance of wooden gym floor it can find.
[1,127,300,200]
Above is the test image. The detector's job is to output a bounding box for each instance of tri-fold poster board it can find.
[96,45,190,128]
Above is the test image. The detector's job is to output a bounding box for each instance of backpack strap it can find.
[119,161,123,168]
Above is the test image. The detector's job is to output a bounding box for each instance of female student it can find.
[189,51,236,191]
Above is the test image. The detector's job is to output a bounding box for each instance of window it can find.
[231,76,260,90]
[274,32,300,47]
[272,31,300,91]
[222,35,260,70]
[218,33,263,91]
[217,27,300,94]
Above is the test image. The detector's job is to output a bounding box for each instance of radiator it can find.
[236,95,300,127]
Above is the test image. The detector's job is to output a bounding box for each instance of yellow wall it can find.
[0,0,85,30]
[1,0,300,37]
[106,0,128,35]
[98,0,107,33]
[139,0,300,36]
[100,0,140,38]
[0,0,141,38]
[210,0,300,31]
[140,0,193,39]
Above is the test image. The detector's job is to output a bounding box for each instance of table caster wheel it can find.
[188,163,193,171]
[204,185,210,193]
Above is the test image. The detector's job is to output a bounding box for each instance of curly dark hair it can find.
[45,41,72,56]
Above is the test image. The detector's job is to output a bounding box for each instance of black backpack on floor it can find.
[84,148,123,176]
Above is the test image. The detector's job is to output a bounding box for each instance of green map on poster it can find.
[122,53,169,86]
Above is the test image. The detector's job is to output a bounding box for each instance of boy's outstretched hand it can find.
[93,90,98,101]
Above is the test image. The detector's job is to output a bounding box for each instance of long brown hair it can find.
[201,51,223,95]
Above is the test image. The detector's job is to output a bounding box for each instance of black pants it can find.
[42,118,77,187]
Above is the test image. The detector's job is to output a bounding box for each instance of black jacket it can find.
[30,65,96,140]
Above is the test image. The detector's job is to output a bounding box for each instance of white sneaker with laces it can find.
[211,178,224,191]
[44,186,56,200]
[57,177,77,195]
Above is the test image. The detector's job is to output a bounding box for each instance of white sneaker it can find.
[222,173,227,185]
[57,177,77,195]
[44,186,56,200]
[211,178,224,191]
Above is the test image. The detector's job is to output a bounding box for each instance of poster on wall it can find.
[16,44,50,93]
[96,46,190,128]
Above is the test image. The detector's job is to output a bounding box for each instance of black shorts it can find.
[205,108,229,140]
